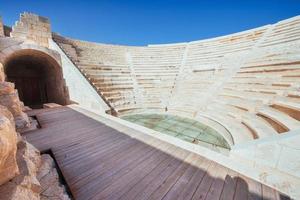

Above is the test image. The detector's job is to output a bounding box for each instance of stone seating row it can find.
[53,16,300,145]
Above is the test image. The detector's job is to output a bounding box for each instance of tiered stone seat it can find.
[127,44,186,111]
[204,41,300,139]
[53,35,138,112]
[185,26,268,70]
[54,16,300,146]
[168,26,269,116]
[260,16,300,47]
[167,17,300,144]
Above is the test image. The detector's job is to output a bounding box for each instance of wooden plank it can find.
[219,170,239,200]
[131,148,190,200]
[60,134,137,169]
[75,140,171,198]
[234,175,249,200]
[162,154,204,200]
[262,184,278,200]
[75,149,168,199]
[177,159,213,200]
[23,107,290,200]
[205,166,229,200]
[120,146,181,200]
[63,138,141,184]
[244,175,263,200]
[148,153,199,200]
[68,137,161,185]
[90,144,176,200]
[191,162,219,200]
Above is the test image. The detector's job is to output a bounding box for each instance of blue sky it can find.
[1,0,300,46]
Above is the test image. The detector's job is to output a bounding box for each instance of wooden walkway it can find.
[23,107,289,200]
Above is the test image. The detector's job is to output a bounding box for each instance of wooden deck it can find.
[23,107,290,200]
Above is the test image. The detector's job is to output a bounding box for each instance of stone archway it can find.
[2,49,69,108]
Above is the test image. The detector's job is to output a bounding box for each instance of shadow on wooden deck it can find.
[22,107,290,200]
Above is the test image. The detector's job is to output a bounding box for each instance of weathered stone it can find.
[0,106,18,186]
[0,82,15,95]
[11,12,51,47]
[21,117,39,133]
[0,63,5,82]
[0,82,30,130]
[0,128,70,200]
[0,17,4,37]
[22,103,32,112]
[0,183,39,200]
[0,104,15,125]
[15,113,30,131]
[38,154,71,200]
[0,141,41,200]
[0,88,22,116]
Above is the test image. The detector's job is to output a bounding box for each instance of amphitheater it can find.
[0,12,299,200]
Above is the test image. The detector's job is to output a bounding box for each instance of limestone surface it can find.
[10,12,51,47]
[0,134,71,200]
[0,105,18,185]
[37,154,71,200]
[54,15,300,147]
[0,81,30,130]
[0,17,4,37]
[0,141,40,200]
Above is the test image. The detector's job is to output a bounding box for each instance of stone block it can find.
[0,63,5,82]
[37,154,71,200]
[277,144,300,177]
[0,17,4,37]
[0,105,18,185]
[11,12,51,47]
[254,143,282,168]
[0,141,41,200]
[0,82,30,130]
[43,103,62,108]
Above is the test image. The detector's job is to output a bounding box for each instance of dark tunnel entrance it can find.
[4,49,68,108]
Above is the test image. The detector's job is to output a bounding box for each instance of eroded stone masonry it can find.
[11,12,52,47]
[0,17,4,37]
[0,13,70,200]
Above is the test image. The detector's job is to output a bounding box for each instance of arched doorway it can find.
[4,49,68,108]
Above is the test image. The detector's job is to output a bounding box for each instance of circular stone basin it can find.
[122,114,230,149]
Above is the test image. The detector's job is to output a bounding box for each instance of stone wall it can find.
[0,12,72,200]
[0,17,4,37]
[38,154,71,200]
[49,39,109,113]
[0,141,41,200]
[0,63,29,130]
[0,141,71,200]
[0,68,70,199]
[11,13,51,47]
[0,66,70,199]
[0,105,18,185]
